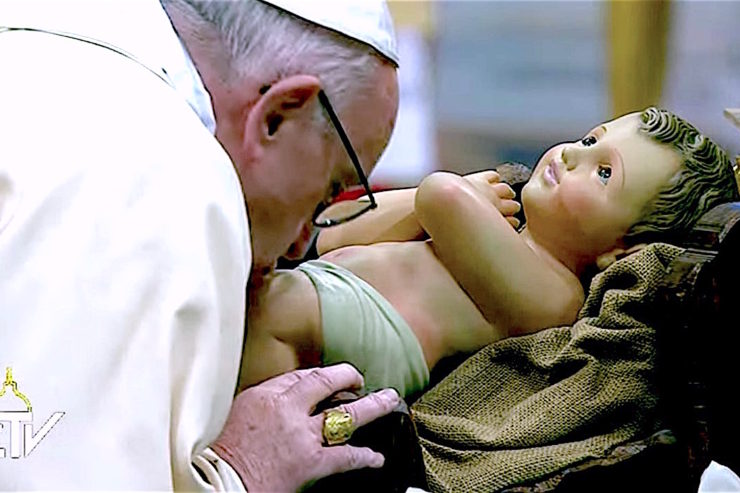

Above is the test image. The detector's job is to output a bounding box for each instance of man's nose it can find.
[284,222,318,261]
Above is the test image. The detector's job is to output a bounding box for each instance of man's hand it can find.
[464,170,521,228]
[211,364,401,492]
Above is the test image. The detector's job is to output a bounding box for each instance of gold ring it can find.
[322,409,354,446]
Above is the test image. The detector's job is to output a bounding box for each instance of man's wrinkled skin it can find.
[211,364,400,492]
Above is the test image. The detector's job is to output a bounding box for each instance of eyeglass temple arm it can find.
[317,90,376,206]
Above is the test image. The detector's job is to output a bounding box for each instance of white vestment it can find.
[0,1,249,489]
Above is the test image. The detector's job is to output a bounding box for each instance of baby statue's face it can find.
[522,113,681,257]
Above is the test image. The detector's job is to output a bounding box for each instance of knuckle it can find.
[375,390,399,410]
[344,447,364,470]
[333,403,354,421]
[310,449,332,477]
[309,447,325,466]
[306,368,337,394]
[364,392,388,411]
[351,390,397,420]
[272,391,297,412]
[237,386,269,405]
[335,362,361,376]
[331,362,360,380]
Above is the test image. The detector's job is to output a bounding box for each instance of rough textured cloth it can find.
[411,243,684,492]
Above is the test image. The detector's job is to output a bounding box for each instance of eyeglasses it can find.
[312,90,377,228]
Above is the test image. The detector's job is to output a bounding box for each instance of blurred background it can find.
[371,0,740,189]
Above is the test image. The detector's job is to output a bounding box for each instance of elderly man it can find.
[0,0,399,491]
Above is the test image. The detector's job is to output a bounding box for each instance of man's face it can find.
[240,64,399,275]
[521,113,681,258]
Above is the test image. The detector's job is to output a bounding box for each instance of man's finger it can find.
[256,367,318,393]
[316,388,400,433]
[285,363,365,409]
[507,216,521,229]
[313,445,385,481]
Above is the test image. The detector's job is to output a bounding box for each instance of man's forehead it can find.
[340,66,399,171]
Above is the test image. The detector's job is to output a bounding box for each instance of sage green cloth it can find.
[297,259,430,397]
[411,243,683,492]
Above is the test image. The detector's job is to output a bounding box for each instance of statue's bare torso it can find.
[318,240,503,365]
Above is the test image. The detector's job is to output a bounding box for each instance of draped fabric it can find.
[412,243,683,492]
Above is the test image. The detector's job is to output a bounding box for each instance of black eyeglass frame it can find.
[312,89,378,228]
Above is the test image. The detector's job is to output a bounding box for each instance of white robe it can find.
[0,1,249,489]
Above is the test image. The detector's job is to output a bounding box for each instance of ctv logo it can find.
[0,367,64,459]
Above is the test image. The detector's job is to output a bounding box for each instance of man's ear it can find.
[245,75,322,142]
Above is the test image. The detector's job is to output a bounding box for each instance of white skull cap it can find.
[259,0,399,66]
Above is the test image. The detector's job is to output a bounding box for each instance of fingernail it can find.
[370,453,385,468]
[379,388,400,403]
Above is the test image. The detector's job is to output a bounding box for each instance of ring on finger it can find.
[322,409,354,446]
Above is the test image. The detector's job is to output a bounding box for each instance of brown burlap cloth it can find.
[411,243,684,492]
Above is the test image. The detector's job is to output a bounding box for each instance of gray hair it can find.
[162,0,384,118]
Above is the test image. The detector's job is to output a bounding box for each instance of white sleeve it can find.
[698,461,740,492]
[0,32,250,490]
[193,448,248,492]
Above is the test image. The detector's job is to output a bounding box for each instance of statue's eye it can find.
[597,165,612,185]
[581,135,597,147]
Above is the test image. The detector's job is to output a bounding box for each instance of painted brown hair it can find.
[624,107,740,246]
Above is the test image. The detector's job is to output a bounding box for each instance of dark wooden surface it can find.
[656,201,740,491]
